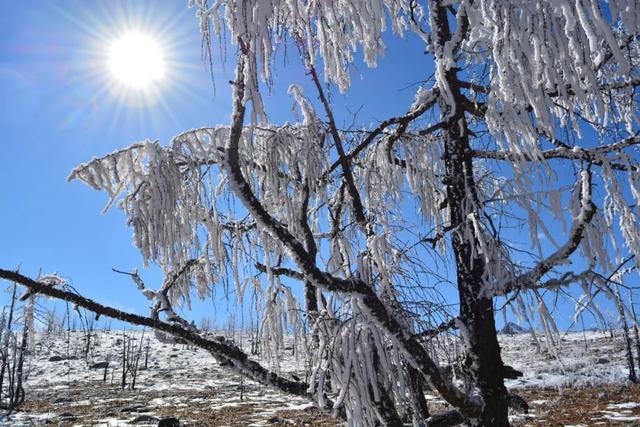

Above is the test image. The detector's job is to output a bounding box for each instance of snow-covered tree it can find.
[2,0,640,425]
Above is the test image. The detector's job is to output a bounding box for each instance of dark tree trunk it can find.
[629,299,640,376]
[300,183,318,315]
[441,83,510,427]
[431,4,509,425]
[622,321,637,383]
[370,345,403,426]
[0,283,18,406]
[617,298,637,383]
[409,366,430,420]
[12,313,29,409]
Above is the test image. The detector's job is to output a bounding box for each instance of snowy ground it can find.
[2,329,331,426]
[1,328,638,426]
[502,330,631,389]
[499,330,640,425]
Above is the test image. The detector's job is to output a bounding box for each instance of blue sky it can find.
[0,1,435,327]
[0,1,226,319]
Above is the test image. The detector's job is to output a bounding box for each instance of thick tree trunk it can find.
[442,109,509,425]
[431,4,510,425]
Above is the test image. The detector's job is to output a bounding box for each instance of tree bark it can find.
[0,283,17,407]
[430,3,510,425]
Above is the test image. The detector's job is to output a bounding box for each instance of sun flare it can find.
[108,32,165,89]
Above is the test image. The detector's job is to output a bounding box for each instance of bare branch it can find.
[308,65,368,232]
[414,317,458,340]
[324,87,440,176]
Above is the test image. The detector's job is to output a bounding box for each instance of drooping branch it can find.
[0,268,310,398]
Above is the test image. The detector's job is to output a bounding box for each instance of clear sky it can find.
[0,0,436,327]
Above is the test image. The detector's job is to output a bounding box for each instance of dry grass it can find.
[16,381,640,425]
[19,381,338,426]
[513,384,640,426]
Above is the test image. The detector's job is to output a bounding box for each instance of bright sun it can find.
[108,32,165,89]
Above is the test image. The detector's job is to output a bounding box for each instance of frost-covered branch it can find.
[115,260,202,342]
[498,170,597,296]
[222,47,482,419]
[0,268,311,398]
[255,263,304,281]
[473,135,640,172]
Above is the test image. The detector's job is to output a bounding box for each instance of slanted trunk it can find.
[616,292,637,383]
[431,4,509,424]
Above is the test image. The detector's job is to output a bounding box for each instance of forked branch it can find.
[223,47,482,419]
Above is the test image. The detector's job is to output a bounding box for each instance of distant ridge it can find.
[499,322,529,335]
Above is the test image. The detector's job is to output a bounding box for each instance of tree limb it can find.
[498,170,596,296]
[473,136,640,172]
[255,263,305,281]
[0,268,310,398]
[323,87,440,177]
[308,65,368,232]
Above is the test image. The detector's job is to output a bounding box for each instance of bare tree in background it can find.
[0,282,35,412]
[3,0,640,425]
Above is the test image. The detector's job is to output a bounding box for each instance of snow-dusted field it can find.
[499,330,640,425]
[1,328,639,426]
[502,330,631,389]
[2,329,330,426]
